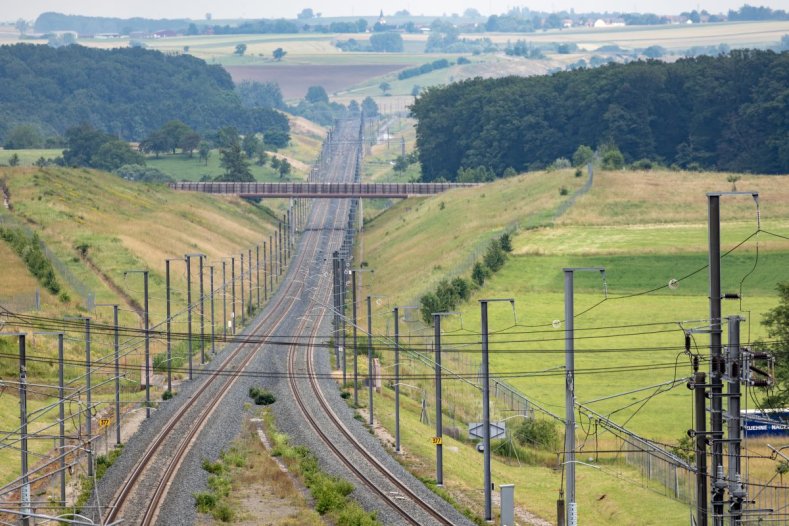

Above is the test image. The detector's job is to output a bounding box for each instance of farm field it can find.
[2,19,785,106]
[225,64,408,99]
[482,20,789,50]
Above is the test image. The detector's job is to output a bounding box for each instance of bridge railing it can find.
[169,182,479,197]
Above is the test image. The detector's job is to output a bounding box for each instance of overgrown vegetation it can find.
[248,386,276,405]
[0,226,64,297]
[194,448,245,522]
[513,417,559,450]
[74,445,123,513]
[397,58,452,80]
[420,233,513,324]
[270,431,381,525]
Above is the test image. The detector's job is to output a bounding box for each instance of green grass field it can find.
[353,167,789,523]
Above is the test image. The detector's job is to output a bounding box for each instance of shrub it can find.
[472,262,488,286]
[499,232,513,253]
[559,186,570,195]
[194,492,217,512]
[202,459,223,474]
[631,158,654,170]
[669,434,695,464]
[572,144,594,167]
[0,227,62,295]
[483,239,506,272]
[212,502,233,522]
[601,147,625,170]
[249,386,276,405]
[513,418,559,450]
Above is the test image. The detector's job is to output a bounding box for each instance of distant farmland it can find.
[225,64,407,99]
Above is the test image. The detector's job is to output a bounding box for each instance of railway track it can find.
[103,117,469,525]
[287,275,458,526]
[104,192,333,525]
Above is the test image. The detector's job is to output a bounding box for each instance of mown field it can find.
[354,167,789,523]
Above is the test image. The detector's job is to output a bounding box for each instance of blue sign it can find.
[742,410,789,437]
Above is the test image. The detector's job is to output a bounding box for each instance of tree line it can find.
[411,50,789,181]
[0,44,289,144]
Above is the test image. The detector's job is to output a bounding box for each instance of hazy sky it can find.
[6,0,788,21]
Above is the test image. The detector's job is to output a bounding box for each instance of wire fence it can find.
[552,163,595,220]
[0,290,40,312]
[0,213,95,309]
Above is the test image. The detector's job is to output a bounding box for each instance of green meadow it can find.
[353,167,789,523]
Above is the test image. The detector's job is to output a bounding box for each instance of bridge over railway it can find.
[169,181,479,198]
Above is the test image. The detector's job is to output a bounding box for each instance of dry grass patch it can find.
[559,170,789,226]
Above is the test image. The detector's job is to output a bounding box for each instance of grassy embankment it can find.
[0,165,293,488]
[351,168,789,524]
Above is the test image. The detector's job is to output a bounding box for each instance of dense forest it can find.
[411,50,789,180]
[34,12,191,34]
[0,44,289,142]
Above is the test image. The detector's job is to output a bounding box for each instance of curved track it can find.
[105,118,471,525]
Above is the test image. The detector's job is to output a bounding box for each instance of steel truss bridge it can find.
[170,181,478,198]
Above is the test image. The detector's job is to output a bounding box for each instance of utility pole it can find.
[707,191,758,525]
[185,255,198,377]
[333,252,341,369]
[394,307,401,453]
[432,311,459,486]
[18,334,30,526]
[367,295,374,425]
[240,251,245,327]
[248,248,253,313]
[352,270,358,405]
[231,255,236,334]
[708,194,725,526]
[480,302,493,522]
[479,298,515,522]
[434,313,444,486]
[278,221,283,275]
[198,256,205,365]
[165,258,183,391]
[727,316,744,525]
[263,241,268,302]
[209,266,216,355]
[125,270,150,417]
[143,273,150,417]
[287,208,291,259]
[84,317,94,476]
[340,257,347,384]
[269,235,274,289]
[222,260,227,339]
[393,305,417,454]
[256,245,261,307]
[562,268,605,526]
[57,332,66,506]
[693,364,708,526]
[564,271,577,526]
